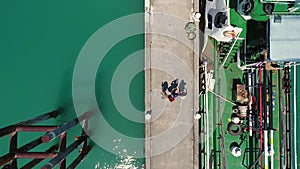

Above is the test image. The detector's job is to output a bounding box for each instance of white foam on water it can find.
[94,138,143,169]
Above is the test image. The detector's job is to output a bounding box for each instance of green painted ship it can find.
[200,0,300,168]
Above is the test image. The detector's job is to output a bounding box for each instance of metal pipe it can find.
[264,130,269,169]
[16,125,58,132]
[213,39,219,169]
[0,154,14,166]
[41,135,88,169]
[293,65,298,169]
[248,70,253,137]
[9,132,17,169]
[19,110,60,124]
[20,145,58,169]
[250,152,264,169]
[248,69,254,167]
[269,71,273,128]
[259,66,263,169]
[243,61,266,69]
[0,125,57,166]
[15,153,57,159]
[236,49,264,70]
[66,146,92,169]
[204,61,210,169]
[270,130,274,169]
[268,70,274,169]
[59,132,67,169]
[263,69,268,130]
[0,110,60,138]
[254,68,259,167]
[41,112,92,143]
[208,89,236,105]
[0,137,43,166]
[237,49,255,70]
[278,69,286,169]
[262,69,269,169]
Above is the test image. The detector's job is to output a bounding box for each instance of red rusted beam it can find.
[41,135,88,169]
[15,153,57,159]
[9,131,18,169]
[0,126,16,139]
[0,153,14,166]
[0,110,60,138]
[1,137,42,166]
[20,145,58,169]
[41,112,92,143]
[16,125,58,132]
[66,146,92,169]
[59,132,67,169]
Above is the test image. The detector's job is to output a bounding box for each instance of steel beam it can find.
[59,132,67,169]
[15,153,57,159]
[16,125,58,132]
[0,110,60,138]
[20,145,58,169]
[41,135,88,169]
[66,146,92,169]
[41,112,92,143]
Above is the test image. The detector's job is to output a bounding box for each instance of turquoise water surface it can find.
[0,1,144,168]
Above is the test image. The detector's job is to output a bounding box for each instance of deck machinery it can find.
[200,0,299,168]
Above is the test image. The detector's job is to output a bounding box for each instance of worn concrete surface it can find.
[145,0,200,168]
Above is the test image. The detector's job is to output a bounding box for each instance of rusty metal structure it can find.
[0,110,92,169]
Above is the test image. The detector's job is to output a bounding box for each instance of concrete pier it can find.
[145,0,200,168]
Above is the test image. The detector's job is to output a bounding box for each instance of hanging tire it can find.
[241,0,254,15]
[228,122,242,136]
[263,3,274,15]
[232,108,239,114]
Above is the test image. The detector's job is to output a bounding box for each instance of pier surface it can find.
[145,0,200,168]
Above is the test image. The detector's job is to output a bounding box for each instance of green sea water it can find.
[0,1,144,168]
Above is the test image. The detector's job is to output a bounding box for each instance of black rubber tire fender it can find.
[228,122,243,136]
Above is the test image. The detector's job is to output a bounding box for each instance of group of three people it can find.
[161,79,180,102]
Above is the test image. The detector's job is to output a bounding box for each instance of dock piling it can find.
[20,145,58,169]
[0,110,92,169]
[41,135,88,169]
[0,110,60,138]
[41,112,92,143]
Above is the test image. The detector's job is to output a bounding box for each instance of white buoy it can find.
[231,146,242,157]
[194,113,201,120]
[232,117,240,124]
[145,113,151,121]
[194,12,201,19]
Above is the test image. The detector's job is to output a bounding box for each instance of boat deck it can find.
[199,0,299,168]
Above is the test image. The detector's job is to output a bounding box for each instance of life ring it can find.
[228,122,242,136]
[187,32,196,40]
[232,108,239,114]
